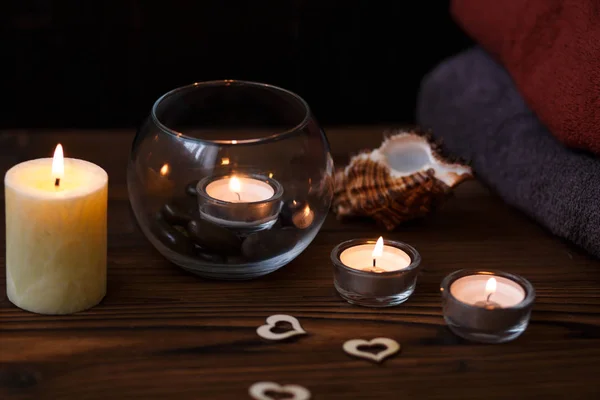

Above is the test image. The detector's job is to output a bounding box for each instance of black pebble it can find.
[279,199,306,227]
[242,228,299,260]
[185,180,200,197]
[151,213,194,254]
[173,225,189,237]
[194,246,227,263]
[225,255,248,264]
[161,201,195,226]
[187,219,242,254]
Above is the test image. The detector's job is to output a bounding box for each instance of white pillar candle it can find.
[206,175,274,203]
[340,237,411,272]
[450,275,526,308]
[4,144,108,315]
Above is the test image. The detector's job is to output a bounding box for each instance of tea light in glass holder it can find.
[440,269,535,343]
[331,237,422,307]
[196,172,283,233]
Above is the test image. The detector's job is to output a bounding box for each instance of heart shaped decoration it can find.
[256,314,307,341]
[249,381,311,400]
[343,337,401,363]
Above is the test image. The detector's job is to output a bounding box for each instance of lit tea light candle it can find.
[197,173,283,232]
[206,175,275,203]
[339,236,411,273]
[4,144,108,315]
[441,270,535,343]
[331,237,421,307]
[450,274,526,309]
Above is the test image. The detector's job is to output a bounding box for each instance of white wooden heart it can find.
[249,381,311,400]
[256,314,306,341]
[343,337,401,363]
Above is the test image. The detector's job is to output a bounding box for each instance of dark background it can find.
[1,1,472,129]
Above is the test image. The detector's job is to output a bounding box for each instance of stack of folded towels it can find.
[417,0,600,257]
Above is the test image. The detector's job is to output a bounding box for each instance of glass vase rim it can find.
[151,80,312,146]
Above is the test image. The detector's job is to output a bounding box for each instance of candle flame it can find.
[221,158,230,165]
[160,163,169,176]
[52,144,64,181]
[303,204,311,217]
[229,176,241,193]
[485,277,497,296]
[372,236,384,259]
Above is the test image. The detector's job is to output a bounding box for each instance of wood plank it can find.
[1,128,599,399]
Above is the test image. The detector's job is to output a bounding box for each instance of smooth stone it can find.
[242,228,299,260]
[279,200,306,227]
[151,213,194,254]
[161,201,195,226]
[226,255,247,264]
[187,219,242,254]
[173,225,190,237]
[186,180,200,197]
[193,246,227,263]
[292,208,315,230]
[279,200,314,229]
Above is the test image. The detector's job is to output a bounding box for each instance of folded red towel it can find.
[451,0,600,154]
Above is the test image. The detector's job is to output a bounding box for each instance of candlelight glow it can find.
[372,236,384,259]
[160,163,169,176]
[52,144,64,180]
[221,158,230,165]
[303,204,311,217]
[229,176,241,193]
[485,277,497,296]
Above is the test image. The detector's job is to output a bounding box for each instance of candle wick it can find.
[486,292,492,304]
[372,258,376,268]
[235,192,241,202]
[55,178,60,187]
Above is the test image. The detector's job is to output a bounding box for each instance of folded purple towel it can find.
[417,47,600,257]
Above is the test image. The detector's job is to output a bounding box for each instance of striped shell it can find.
[332,129,473,230]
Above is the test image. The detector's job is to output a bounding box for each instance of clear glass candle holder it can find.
[440,269,535,343]
[127,80,334,280]
[196,172,284,233]
[331,238,422,307]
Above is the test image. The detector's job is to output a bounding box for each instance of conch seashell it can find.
[332,129,473,230]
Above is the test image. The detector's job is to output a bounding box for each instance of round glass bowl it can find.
[128,80,334,280]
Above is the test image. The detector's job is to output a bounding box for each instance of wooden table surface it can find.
[1,128,599,399]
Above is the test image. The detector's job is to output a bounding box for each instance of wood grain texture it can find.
[1,128,600,399]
